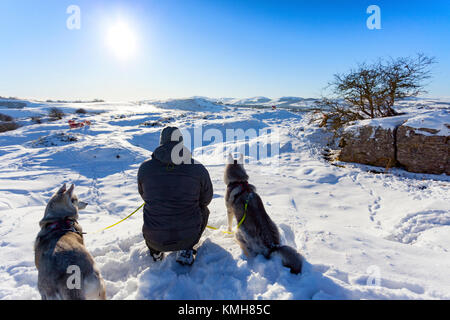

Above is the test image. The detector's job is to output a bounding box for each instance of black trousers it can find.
[143,206,210,253]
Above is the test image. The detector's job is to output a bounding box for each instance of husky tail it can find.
[271,245,303,274]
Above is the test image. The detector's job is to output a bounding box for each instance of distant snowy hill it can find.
[138,97,225,112]
[215,96,319,110]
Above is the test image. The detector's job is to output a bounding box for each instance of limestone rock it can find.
[337,111,449,175]
[338,125,396,168]
[396,122,449,175]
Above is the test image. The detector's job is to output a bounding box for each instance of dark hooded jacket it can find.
[138,128,213,252]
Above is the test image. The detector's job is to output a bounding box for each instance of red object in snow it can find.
[68,120,92,129]
[272,105,277,110]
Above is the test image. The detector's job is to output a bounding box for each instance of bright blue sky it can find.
[0,0,449,101]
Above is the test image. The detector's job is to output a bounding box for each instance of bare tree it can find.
[48,107,65,121]
[379,54,435,116]
[316,54,436,130]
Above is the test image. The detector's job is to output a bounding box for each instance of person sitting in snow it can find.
[138,126,213,265]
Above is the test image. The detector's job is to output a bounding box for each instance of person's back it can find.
[138,127,213,265]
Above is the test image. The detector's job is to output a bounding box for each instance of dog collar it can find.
[46,218,82,236]
[227,181,251,191]
[228,181,253,199]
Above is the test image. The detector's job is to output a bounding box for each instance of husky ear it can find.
[67,184,75,197]
[78,201,88,210]
[57,183,67,195]
[238,153,244,164]
[227,153,234,164]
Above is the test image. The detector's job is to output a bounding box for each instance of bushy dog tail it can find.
[271,245,303,275]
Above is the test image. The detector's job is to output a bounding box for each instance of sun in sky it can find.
[106,20,138,60]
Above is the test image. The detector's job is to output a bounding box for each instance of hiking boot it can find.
[150,249,164,262]
[176,249,197,266]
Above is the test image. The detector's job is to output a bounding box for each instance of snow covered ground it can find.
[0,97,449,300]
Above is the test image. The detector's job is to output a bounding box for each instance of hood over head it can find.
[153,127,192,165]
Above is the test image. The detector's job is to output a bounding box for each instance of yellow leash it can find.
[206,212,246,235]
[91,198,249,235]
[93,203,145,234]
[206,198,249,235]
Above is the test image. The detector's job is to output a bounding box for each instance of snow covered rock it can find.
[338,111,449,174]
[396,111,450,175]
[338,124,398,169]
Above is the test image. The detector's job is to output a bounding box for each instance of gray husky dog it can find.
[224,154,302,274]
[34,183,106,300]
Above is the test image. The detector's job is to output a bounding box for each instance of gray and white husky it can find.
[224,154,303,274]
[34,183,106,300]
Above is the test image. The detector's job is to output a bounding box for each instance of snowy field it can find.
[0,97,449,300]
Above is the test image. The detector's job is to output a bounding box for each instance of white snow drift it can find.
[0,97,449,300]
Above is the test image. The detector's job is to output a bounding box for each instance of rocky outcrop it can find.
[397,125,450,175]
[338,126,396,168]
[338,111,450,175]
